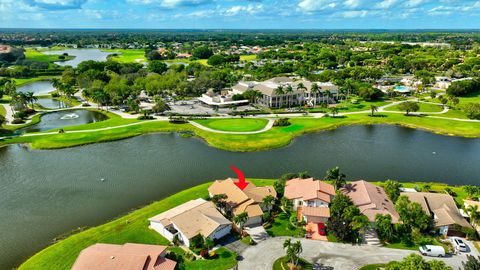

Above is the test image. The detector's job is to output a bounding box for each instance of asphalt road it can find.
[238,237,479,270]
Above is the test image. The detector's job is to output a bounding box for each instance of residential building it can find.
[149,198,232,247]
[231,77,339,108]
[197,89,249,107]
[0,45,11,54]
[342,180,400,223]
[208,178,277,227]
[403,192,472,236]
[71,243,176,270]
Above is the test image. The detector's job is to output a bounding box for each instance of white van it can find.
[419,245,446,257]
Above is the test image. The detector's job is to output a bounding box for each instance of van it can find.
[419,245,446,257]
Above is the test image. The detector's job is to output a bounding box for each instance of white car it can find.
[419,245,446,257]
[451,237,468,252]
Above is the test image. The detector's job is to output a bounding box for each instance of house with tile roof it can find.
[284,178,335,226]
[342,180,400,223]
[72,243,176,270]
[403,192,472,236]
[208,178,277,227]
[149,198,232,247]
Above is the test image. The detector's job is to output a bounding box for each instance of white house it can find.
[149,198,232,247]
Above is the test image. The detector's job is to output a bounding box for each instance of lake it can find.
[17,81,55,96]
[1,125,479,268]
[19,109,108,133]
[36,98,71,110]
[44,49,116,67]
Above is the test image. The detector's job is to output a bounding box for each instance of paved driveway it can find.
[238,237,478,270]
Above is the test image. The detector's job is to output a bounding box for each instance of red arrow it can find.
[230,166,249,190]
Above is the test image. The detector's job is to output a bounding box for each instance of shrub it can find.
[81,103,91,107]
[137,115,154,120]
[15,111,27,119]
[11,118,24,124]
[273,118,291,127]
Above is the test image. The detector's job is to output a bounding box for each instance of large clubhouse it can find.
[198,76,340,108]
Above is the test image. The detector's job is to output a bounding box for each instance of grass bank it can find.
[18,179,273,270]
[103,49,146,63]
[385,102,444,113]
[194,118,269,132]
[2,112,480,151]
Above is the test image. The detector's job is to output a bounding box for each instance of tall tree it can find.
[325,166,346,190]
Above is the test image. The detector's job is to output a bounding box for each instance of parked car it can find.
[451,237,468,252]
[318,223,326,236]
[419,245,445,257]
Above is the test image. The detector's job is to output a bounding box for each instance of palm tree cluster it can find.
[51,78,77,98]
[10,92,37,113]
[324,166,347,190]
[283,238,303,267]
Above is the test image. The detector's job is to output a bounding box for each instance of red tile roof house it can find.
[71,243,176,270]
[208,178,277,227]
[341,180,400,223]
[284,178,336,223]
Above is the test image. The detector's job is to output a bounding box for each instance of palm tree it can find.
[329,107,339,118]
[51,78,62,93]
[343,78,355,101]
[234,212,249,230]
[325,90,332,104]
[296,82,307,105]
[325,166,346,190]
[466,205,480,226]
[25,92,38,109]
[274,86,284,108]
[261,195,275,211]
[283,239,303,266]
[370,105,378,117]
[285,85,294,108]
[10,92,27,113]
[310,83,320,107]
[4,80,17,96]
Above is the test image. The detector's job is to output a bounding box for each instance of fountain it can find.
[60,113,80,120]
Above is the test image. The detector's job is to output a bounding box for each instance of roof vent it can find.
[110,256,115,259]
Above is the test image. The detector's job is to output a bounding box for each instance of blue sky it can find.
[1,0,479,29]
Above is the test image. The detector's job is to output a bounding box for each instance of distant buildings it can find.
[342,180,400,223]
[149,198,232,247]
[231,77,339,108]
[208,178,276,227]
[72,243,176,270]
[402,192,472,236]
[197,89,249,107]
[0,45,12,54]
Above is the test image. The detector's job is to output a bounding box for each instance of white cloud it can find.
[126,0,212,8]
[341,9,368,18]
[298,0,336,12]
[375,0,397,9]
[344,0,361,8]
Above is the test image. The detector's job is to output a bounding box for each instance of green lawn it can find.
[194,118,269,132]
[336,99,390,113]
[24,49,74,63]
[0,104,5,117]
[240,54,257,61]
[358,264,386,270]
[19,179,272,270]
[13,77,58,87]
[103,49,146,63]
[273,256,312,270]
[385,102,444,113]
[265,212,304,237]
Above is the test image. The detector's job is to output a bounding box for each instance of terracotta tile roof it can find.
[284,178,335,203]
[302,206,330,218]
[71,243,176,270]
[208,178,250,207]
[402,192,471,228]
[342,180,400,223]
[208,179,275,218]
[149,199,231,240]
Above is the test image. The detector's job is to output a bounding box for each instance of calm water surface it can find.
[1,125,479,268]
[17,81,55,96]
[20,109,108,133]
[36,98,71,110]
[45,49,116,67]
